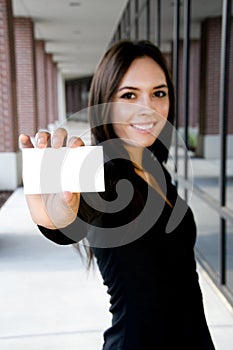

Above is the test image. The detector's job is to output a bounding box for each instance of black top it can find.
[38,160,215,350]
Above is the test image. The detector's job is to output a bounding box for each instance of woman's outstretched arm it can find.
[19,128,83,230]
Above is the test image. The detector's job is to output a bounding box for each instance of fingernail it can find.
[64,191,72,203]
[38,138,44,145]
[52,137,61,148]
[70,137,79,147]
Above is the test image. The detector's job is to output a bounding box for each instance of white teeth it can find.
[132,123,154,131]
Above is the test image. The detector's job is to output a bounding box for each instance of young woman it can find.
[19,40,215,349]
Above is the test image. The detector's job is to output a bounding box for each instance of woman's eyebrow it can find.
[154,84,168,89]
[117,86,139,92]
[117,84,168,92]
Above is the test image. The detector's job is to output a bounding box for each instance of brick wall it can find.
[200,17,233,135]
[66,83,81,116]
[52,62,58,122]
[35,40,47,130]
[14,17,37,135]
[45,53,54,125]
[189,40,201,127]
[177,40,201,128]
[0,0,18,152]
[65,77,92,117]
[36,44,58,129]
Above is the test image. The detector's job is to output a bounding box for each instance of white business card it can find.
[22,146,105,194]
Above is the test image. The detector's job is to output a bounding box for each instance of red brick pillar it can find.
[189,40,201,128]
[177,40,201,129]
[198,17,233,158]
[0,0,18,153]
[0,0,21,190]
[35,40,47,130]
[53,62,58,123]
[14,17,38,135]
[45,53,54,126]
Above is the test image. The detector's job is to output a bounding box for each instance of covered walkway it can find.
[0,0,233,347]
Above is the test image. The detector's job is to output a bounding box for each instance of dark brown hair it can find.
[78,40,175,267]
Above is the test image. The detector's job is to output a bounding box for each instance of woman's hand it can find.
[19,128,84,230]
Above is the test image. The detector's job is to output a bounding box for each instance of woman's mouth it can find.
[131,123,155,132]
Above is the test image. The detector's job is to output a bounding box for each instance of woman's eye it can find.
[154,90,167,98]
[120,92,135,99]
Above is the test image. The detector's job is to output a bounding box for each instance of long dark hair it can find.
[77,40,175,267]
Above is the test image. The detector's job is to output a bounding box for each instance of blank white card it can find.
[22,146,105,194]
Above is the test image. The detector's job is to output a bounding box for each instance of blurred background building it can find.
[0,0,233,307]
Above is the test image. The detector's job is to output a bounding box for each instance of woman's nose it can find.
[136,94,156,115]
[138,94,153,109]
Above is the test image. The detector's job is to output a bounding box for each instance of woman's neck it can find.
[124,143,172,208]
[124,144,143,169]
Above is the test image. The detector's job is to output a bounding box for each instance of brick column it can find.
[14,17,38,135]
[177,40,201,129]
[45,53,54,126]
[35,40,47,130]
[53,62,58,123]
[65,82,81,116]
[45,55,59,128]
[0,0,21,190]
[74,84,82,113]
[189,41,201,128]
[57,69,67,123]
[198,17,233,158]
[0,0,18,153]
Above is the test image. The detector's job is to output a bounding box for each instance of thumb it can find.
[63,191,80,211]
[63,191,73,203]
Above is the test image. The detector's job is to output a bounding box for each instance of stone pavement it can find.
[0,187,232,349]
[0,188,111,350]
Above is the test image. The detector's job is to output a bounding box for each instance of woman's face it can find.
[111,56,170,148]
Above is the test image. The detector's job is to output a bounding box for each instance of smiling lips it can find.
[131,122,155,133]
